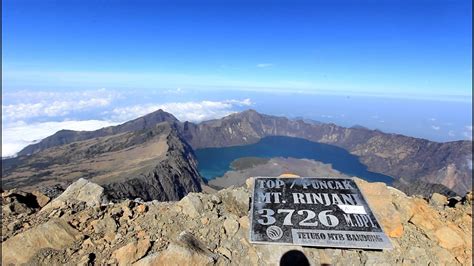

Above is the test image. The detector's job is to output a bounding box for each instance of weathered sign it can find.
[249,177,392,249]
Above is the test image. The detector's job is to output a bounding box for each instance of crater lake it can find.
[195,136,394,185]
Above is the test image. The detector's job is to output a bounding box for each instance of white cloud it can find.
[431,125,441,131]
[2,88,120,122]
[3,98,111,120]
[2,120,119,157]
[109,99,253,122]
[4,70,472,102]
[1,95,253,157]
[3,88,120,104]
[448,130,455,137]
[461,125,473,139]
[320,114,333,118]
[164,87,184,94]
[463,131,472,140]
[256,63,273,68]
[225,98,252,106]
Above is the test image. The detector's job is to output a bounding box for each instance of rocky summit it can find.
[2,177,472,265]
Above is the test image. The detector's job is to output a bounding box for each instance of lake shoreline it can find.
[195,136,394,186]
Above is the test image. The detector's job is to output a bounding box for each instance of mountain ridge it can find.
[180,109,472,194]
[2,122,202,201]
[17,109,179,156]
[6,109,472,196]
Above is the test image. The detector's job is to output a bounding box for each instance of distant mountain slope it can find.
[17,109,179,156]
[8,109,472,195]
[3,122,201,201]
[181,110,472,194]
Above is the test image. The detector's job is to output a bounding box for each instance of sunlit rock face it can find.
[1,178,472,265]
[2,122,202,202]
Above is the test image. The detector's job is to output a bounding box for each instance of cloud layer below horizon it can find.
[2,88,471,157]
[2,88,253,157]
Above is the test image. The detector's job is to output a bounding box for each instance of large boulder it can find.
[218,187,249,217]
[133,232,216,266]
[112,238,151,265]
[133,243,215,266]
[41,178,107,212]
[177,193,204,219]
[354,178,404,238]
[434,227,465,250]
[430,193,448,209]
[1,189,49,214]
[31,190,51,208]
[2,219,81,265]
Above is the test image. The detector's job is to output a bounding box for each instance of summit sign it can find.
[249,177,392,249]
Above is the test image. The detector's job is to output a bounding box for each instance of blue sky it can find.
[3,0,472,98]
[1,0,472,156]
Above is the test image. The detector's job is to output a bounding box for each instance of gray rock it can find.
[134,243,214,266]
[1,219,81,265]
[7,221,20,231]
[133,231,217,266]
[93,216,118,242]
[6,201,34,215]
[112,238,151,266]
[430,193,447,208]
[178,193,204,219]
[41,178,107,212]
[223,215,240,237]
[218,187,249,217]
[364,252,391,266]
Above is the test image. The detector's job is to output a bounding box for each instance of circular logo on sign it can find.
[266,225,283,240]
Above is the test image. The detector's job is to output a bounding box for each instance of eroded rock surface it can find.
[2,219,81,265]
[41,178,107,212]
[1,178,472,265]
[2,122,203,202]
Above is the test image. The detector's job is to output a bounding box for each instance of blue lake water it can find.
[195,136,394,185]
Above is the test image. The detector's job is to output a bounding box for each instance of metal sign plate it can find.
[249,177,392,249]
